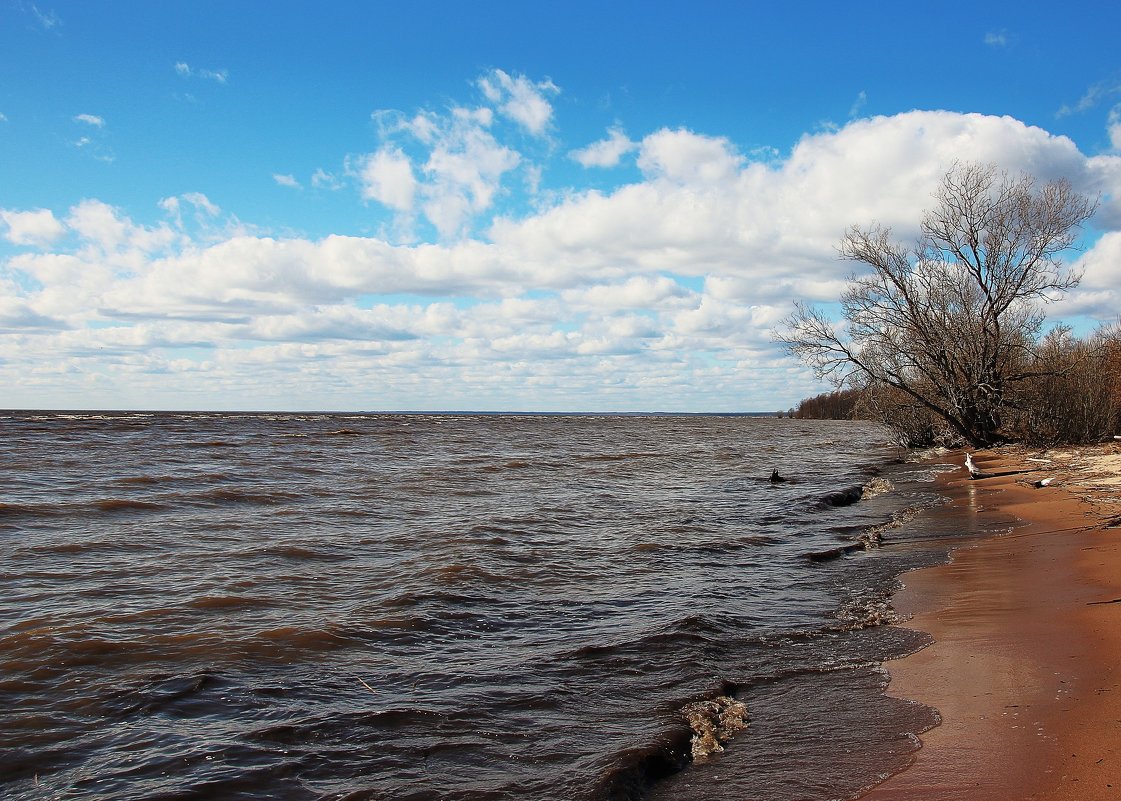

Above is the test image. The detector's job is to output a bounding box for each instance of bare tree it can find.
[776,162,1096,447]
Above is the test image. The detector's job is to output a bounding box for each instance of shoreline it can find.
[861,444,1121,799]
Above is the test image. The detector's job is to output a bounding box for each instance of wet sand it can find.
[861,444,1121,800]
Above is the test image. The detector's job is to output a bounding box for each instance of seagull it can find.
[964,453,990,480]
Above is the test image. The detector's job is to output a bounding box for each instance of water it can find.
[0,413,985,800]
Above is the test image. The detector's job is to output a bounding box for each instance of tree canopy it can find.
[777,162,1096,447]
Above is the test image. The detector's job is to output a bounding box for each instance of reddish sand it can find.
[860,445,1121,800]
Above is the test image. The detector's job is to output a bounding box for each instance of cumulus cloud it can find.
[1054,231,1121,319]
[1109,107,1121,151]
[273,173,301,189]
[359,97,522,238]
[160,191,221,223]
[0,208,66,247]
[4,109,1119,410]
[421,121,520,237]
[478,69,559,136]
[637,128,742,184]
[0,297,68,332]
[983,30,1009,47]
[570,127,637,168]
[562,276,694,310]
[355,148,417,211]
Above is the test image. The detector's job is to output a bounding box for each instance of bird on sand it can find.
[964,453,990,480]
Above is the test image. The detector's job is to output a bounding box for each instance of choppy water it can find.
[0,413,986,800]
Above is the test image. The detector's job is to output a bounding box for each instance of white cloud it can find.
[570,127,637,168]
[1058,80,1121,118]
[181,192,220,217]
[65,199,180,258]
[984,31,1008,47]
[1109,106,1121,151]
[28,4,60,30]
[637,128,742,184]
[478,69,559,136]
[4,109,1118,411]
[1053,232,1121,319]
[0,296,68,331]
[355,148,417,211]
[71,113,113,161]
[848,91,867,118]
[421,122,520,237]
[312,168,342,190]
[0,112,8,123]
[562,276,693,310]
[1,208,66,247]
[174,62,228,83]
[160,192,222,234]
[360,94,523,238]
[273,173,301,189]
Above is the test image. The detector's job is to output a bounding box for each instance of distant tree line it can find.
[777,162,1121,448]
[787,388,866,420]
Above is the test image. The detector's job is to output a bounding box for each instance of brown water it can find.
[0,412,986,800]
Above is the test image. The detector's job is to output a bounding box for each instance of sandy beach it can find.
[861,443,1121,800]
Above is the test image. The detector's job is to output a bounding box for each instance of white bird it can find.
[964,452,993,479]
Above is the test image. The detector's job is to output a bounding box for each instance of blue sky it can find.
[2,1,1120,411]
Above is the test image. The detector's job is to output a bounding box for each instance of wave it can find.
[186,594,273,611]
[113,475,166,486]
[94,498,168,513]
[195,487,302,506]
[0,501,58,518]
[682,694,750,759]
[861,476,895,499]
[816,485,864,508]
[835,594,902,630]
[589,733,692,801]
[257,544,350,562]
[581,452,665,462]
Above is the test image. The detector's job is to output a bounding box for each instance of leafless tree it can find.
[776,162,1096,447]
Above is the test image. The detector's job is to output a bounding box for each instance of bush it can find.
[1012,325,1121,445]
[853,382,963,448]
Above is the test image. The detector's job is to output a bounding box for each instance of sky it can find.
[2,1,1121,412]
